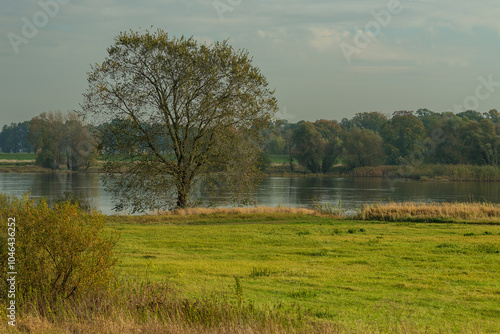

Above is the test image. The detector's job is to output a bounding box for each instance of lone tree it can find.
[80,29,277,212]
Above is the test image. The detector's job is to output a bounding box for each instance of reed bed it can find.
[349,164,500,181]
[356,201,500,223]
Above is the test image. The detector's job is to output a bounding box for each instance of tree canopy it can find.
[80,29,277,212]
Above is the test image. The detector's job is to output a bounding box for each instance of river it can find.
[0,173,498,214]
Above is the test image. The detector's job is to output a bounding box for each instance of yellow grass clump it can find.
[157,206,316,216]
[356,202,500,223]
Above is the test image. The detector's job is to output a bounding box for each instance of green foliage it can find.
[0,121,32,153]
[292,122,342,173]
[268,135,286,155]
[0,193,117,307]
[28,111,94,170]
[381,111,425,165]
[349,111,388,133]
[292,122,323,173]
[342,127,385,169]
[81,28,277,211]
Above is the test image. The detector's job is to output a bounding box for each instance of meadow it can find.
[0,191,499,333]
[101,210,500,333]
[0,153,35,161]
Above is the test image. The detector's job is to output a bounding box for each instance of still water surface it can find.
[0,173,498,214]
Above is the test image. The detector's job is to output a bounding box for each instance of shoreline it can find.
[1,161,500,182]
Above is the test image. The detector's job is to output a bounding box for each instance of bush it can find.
[0,193,117,309]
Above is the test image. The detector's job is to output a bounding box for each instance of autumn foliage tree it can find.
[80,29,277,212]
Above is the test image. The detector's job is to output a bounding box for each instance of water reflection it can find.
[0,173,498,215]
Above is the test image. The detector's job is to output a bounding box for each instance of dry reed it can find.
[356,202,500,223]
[157,206,316,216]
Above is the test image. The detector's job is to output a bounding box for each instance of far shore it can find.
[1,154,499,182]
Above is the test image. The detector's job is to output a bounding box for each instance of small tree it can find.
[29,111,93,170]
[80,29,277,211]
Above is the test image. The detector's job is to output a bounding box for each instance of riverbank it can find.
[1,153,500,182]
[265,163,500,181]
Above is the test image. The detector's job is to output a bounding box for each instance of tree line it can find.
[263,108,500,172]
[1,108,499,173]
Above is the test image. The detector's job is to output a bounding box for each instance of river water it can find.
[0,173,498,214]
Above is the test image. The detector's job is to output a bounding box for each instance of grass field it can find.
[0,153,35,161]
[104,212,500,333]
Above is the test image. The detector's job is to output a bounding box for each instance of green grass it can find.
[0,152,35,161]
[269,154,292,164]
[106,213,500,332]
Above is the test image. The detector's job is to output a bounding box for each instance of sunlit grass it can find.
[105,212,500,332]
[2,206,499,333]
[0,153,35,161]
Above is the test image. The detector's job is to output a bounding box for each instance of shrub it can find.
[0,193,117,309]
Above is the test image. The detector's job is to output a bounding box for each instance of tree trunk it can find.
[176,173,191,208]
[176,187,188,208]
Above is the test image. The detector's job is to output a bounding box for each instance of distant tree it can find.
[460,119,499,165]
[313,119,341,139]
[292,121,342,173]
[457,110,484,122]
[29,111,66,169]
[484,109,500,123]
[284,129,295,172]
[349,111,388,133]
[339,117,352,130]
[321,136,342,173]
[29,111,92,170]
[431,115,466,164]
[0,121,33,153]
[293,122,323,173]
[80,29,277,211]
[63,112,94,171]
[342,128,385,169]
[381,111,425,165]
[415,108,442,130]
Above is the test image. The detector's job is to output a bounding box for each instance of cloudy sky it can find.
[1,0,500,127]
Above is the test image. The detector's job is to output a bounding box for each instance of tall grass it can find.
[2,280,335,334]
[356,201,500,223]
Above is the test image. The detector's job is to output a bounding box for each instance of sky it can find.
[1,0,500,128]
